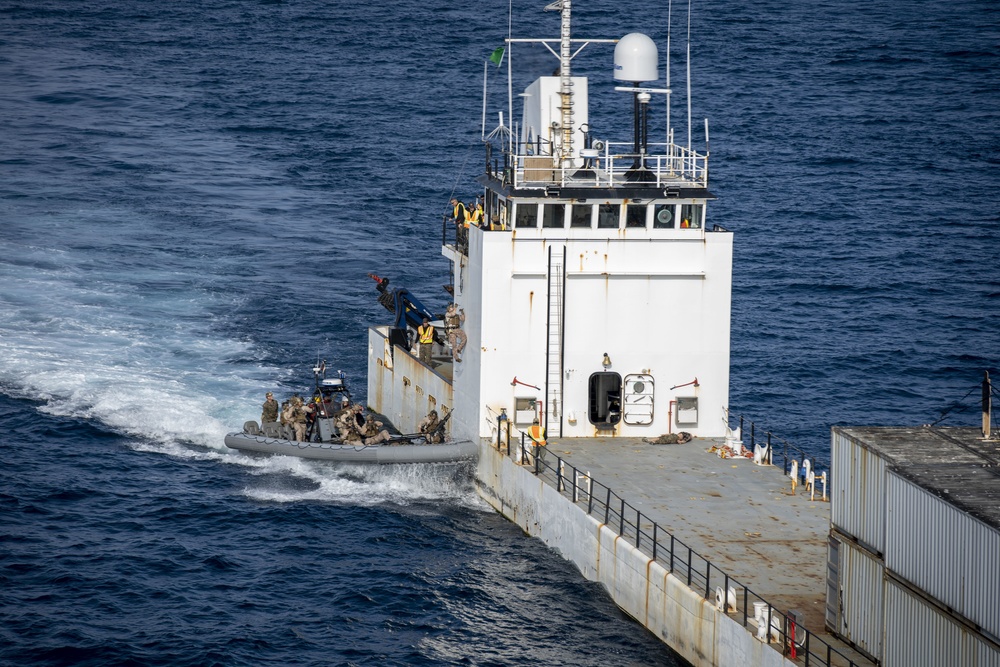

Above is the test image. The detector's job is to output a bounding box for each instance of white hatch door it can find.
[623,374,654,425]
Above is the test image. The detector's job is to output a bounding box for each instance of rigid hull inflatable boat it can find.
[225,365,477,464]
[223,430,478,464]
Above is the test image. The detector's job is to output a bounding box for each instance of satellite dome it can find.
[613,33,659,82]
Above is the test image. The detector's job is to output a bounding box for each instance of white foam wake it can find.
[0,223,274,449]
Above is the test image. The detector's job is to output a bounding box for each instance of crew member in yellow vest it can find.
[469,203,483,228]
[417,318,435,366]
[463,201,477,229]
[527,417,547,463]
[493,203,508,231]
[450,198,467,227]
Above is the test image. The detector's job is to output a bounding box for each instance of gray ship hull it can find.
[224,432,478,464]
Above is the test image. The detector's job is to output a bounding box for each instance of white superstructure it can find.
[448,3,732,443]
[369,1,732,444]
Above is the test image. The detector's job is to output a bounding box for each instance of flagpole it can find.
[482,60,488,140]
[507,39,513,153]
[506,0,513,153]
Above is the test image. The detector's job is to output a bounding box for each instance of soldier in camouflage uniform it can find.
[336,405,364,444]
[361,414,391,445]
[444,303,466,363]
[261,392,278,424]
[418,409,444,443]
[290,396,308,442]
[280,400,294,440]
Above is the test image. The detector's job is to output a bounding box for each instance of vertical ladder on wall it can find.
[545,245,567,437]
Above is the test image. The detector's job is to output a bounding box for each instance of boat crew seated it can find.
[361,414,391,445]
[336,405,366,444]
[418,409,444,443]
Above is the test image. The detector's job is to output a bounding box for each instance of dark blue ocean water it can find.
[0,0,997,664]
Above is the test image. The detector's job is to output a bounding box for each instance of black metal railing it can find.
[442,214,468,256]
[494,430,860,667]
[730,414,833,489]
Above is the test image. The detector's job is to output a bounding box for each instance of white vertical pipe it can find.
[481,60,488,140]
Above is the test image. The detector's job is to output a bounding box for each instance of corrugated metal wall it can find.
[838,538,884,661]
[884,579,1000,667]
[886,472,1000,639]
[831,429,887,553]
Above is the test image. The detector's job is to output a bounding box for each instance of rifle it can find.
[429,409,453,442]
[392,409,454,445]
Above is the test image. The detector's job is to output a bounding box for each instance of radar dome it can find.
[613,33,659,82]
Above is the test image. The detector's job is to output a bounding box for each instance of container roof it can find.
[834,426,1000,531]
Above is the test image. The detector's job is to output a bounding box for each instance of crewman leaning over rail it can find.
[449,198,467,227]
[528,418,547,462]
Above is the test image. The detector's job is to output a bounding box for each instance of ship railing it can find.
[729,413,833,489]
[490,428,861,667]
[507,141,708,190]
[441,213,469,256]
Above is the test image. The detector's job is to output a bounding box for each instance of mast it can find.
[547,0,575,168]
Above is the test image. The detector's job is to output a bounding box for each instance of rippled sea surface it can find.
[1,0,997,664]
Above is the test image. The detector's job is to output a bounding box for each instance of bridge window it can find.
[625,204,647,228]
[597,203,619,228]
[679,204,703,229]
[515,203,538,228]
[542,203,565,228]
[653,204,675,229]
[570,204,592,228]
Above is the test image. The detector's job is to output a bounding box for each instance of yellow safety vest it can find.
[528,424,546,446]
[418,324,434,344]
[453,203,467,224]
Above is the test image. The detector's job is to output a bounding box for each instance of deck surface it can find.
[549,436,873,666]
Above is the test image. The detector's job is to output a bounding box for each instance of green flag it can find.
[489,46,504,68]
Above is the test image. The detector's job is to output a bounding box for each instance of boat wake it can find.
[0,231,292,451]
[232,453,482,507]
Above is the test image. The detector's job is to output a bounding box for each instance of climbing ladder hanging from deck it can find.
[545,245,567,437]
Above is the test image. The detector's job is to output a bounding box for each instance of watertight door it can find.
[588,372,621,426]
[623,373,654,425]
